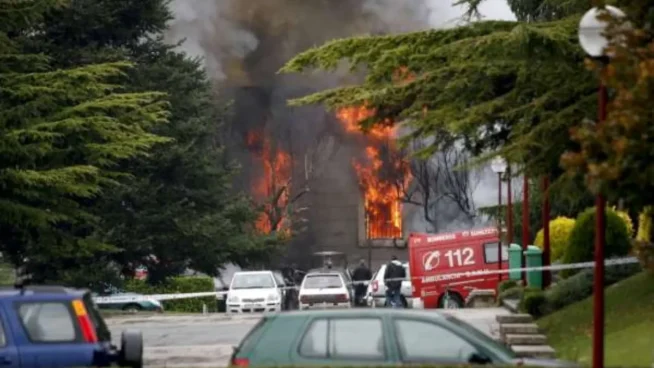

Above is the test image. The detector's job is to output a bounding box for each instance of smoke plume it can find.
[164,0,516,249]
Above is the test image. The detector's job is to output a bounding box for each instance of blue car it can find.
[0,284,143,367]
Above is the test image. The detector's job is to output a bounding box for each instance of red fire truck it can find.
[407,227,508,308]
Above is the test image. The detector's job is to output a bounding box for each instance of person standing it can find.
[352,259,372,306]
[383,255,405,308]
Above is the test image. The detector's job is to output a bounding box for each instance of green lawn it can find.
[538,271,654,366]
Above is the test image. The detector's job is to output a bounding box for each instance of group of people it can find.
[351,255,406,308]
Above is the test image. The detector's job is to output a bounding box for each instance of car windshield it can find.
[444,315,516,359]
[231,273,275,289]
[303,274,343,289]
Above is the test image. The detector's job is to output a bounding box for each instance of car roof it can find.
[0,285,88,300]
[268,308,446,320]
[234,271,273,276]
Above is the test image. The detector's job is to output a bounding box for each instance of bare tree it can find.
[257,126,340,235]
[402,140,480,232]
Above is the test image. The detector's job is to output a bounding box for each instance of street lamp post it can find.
[578,6,626,368]
[507,166,514,245]
[491,157,507,282]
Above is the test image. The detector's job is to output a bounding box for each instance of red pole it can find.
[497,172,503,282]
[507,166,514,244]
[542,176,551,289]
[592,81,608,368]
[521,175,530,284]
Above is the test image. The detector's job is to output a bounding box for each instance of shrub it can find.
[612,207,634,238]
[534,216,576,262]
[636,207,653,242]
[562,207,631,278]
[498,285,524,304]
[498,280,519,293]
[125,276,216,313]
[545,262,642,313]
[519,288,549,318]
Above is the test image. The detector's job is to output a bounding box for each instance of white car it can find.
[366,262,414,308]
[298,271,352,310]
[226,271,283,314]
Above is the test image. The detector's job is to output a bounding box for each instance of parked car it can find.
[408,227,508,309]
[0,284,142,367]
[366,262,413,308]
[298,270,352,310]
[226,271,284,314]
[229,308,576,367]
[94,291,163,313]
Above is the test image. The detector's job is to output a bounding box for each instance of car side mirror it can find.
[468,352,492,364]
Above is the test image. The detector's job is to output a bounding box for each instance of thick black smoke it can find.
[164,1,511,265]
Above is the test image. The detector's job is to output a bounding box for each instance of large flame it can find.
[246,130,292,234]
[336,106,411,239]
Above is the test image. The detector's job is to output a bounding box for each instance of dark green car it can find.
[230,309,575,367]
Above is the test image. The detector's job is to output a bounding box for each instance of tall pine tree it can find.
[29,0,281,283]
[0,0,170,283]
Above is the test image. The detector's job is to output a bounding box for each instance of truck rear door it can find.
[0,302,20,368]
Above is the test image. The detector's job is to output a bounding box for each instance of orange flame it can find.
[246,130,292,235]
[336,106,411,239]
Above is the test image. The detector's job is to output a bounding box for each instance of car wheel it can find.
[439,292,464,309]
[122,303,142,313]
[119,330,143,368]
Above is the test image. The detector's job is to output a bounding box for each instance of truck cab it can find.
[408,227,509,309]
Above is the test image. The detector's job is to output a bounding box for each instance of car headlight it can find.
[227,295,239,303]
[150,299,162,308]
[267,293,280,302]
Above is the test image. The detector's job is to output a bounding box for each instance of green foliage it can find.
[546,262,642,313]
[0,0,171,281]
[498,285,524,304]
[125,276,215,313]
[279,8,599,179]
[1,0,280,284]
[519,288,549,318]
[534,216,575,262]
[480,176,593,245]
[561,2,654,208]
[562,207,632,278]
[498,279,518,293]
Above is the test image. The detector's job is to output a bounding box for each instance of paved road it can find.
[106,308,510,367]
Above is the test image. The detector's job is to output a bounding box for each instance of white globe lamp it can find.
[490,156,507,174]
[578,6,626,57]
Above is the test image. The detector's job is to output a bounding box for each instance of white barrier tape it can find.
[93,256,640,304]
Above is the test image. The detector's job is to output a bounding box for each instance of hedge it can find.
[544,262,642,314]
[497,286,524,305]
[125,276,216,313]
[519,288,548,318]
[498,280,518,293]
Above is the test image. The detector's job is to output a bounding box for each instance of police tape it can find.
[92,256,641,304]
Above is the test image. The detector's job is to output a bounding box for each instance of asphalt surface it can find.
[106,308,511,367]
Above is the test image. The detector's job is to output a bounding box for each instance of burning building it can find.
[166,0,453,268]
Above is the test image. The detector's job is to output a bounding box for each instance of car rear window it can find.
[235,316,269,354]
[303,274,343,289]
[17,302,77,342]
[83,292,111,342]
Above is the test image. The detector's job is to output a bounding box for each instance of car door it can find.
[390,317,490,365]
[293,316,394,366]
[0,303,20,368]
